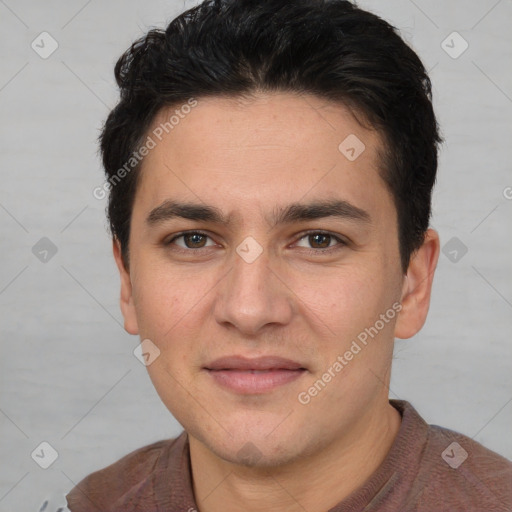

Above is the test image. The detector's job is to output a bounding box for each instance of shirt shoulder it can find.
[410,423,512,511]
[65,435,184,512]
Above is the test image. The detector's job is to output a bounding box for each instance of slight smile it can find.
[204,355,308,394]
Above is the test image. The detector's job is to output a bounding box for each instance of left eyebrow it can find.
[270,199,371,227]
[145,198,372,228]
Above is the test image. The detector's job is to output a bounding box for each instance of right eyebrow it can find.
[146,200,229,226]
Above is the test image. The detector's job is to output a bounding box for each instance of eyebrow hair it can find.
[146,199,371,228]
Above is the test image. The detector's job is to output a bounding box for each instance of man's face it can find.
[117,92,408,466]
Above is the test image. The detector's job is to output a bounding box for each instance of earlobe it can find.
[112,239,139,335]
[394,228,440,339]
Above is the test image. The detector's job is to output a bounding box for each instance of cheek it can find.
[294,261,400,380]
[295,264,387,336]
[132,279,174,337]
[131,262,200,337]
[131,264,215,381]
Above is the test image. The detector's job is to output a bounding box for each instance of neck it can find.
[188,399,402,512]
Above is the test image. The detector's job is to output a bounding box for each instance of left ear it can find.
[394,228,440,339]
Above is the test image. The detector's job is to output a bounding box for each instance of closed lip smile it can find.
[204,355,307,393]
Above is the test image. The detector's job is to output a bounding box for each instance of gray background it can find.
[1,0,511,510]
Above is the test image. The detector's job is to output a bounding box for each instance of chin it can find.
[190,417,313,469]
[216,438,303,469]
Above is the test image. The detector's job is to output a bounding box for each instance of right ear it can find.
[112,238,139,335]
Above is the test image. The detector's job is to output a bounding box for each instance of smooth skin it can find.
[113,92,440,512]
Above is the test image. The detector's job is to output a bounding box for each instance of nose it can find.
[213,243,294,336]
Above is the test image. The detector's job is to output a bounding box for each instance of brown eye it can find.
[183,233,207,248]
[167,231,215,250]
[308,233,332,249]
[295,231,345,252]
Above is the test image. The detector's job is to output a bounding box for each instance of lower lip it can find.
[206,369,306,393]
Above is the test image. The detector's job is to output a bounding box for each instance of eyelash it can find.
[164,230,347,256]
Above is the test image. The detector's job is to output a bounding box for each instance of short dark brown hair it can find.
[99,0,441,272]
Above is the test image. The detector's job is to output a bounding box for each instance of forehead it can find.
[134,92,392,221]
